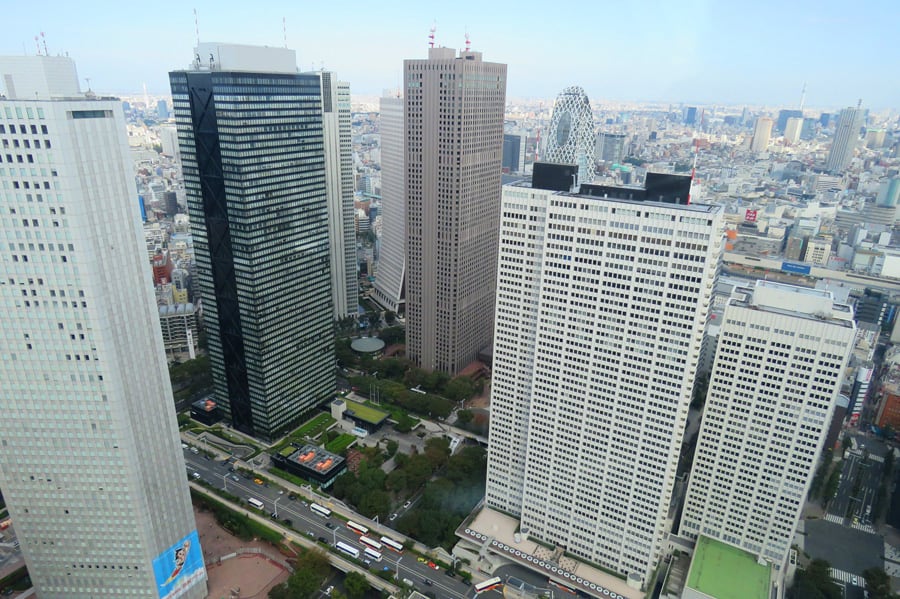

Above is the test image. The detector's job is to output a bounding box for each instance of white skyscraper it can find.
[0,56,206,598]
[751,117,773,153]
[487,174,724,586]
[321,71,358,318]
[826,105,864,174]
[372,93,405,314]
[680,281,855,573]
[544,86,595,186]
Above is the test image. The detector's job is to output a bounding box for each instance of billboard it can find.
[781,261,811,275]
[745,209,758,222]
[153,530,205,599]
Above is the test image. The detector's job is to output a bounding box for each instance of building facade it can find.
[595,132,626,164]
[544,86,595,186]
[371,93,405,314]
[751,117,773,153]
[404,47,507,374]
[0,55,206,598]
[486,174,724,586]
[321,72,358,318]
[680,281,855,572]
[170,43,335,439]
[826,105,863,174]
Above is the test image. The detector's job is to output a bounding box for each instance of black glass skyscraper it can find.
[170,44,335,439]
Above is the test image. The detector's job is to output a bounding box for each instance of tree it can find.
[456,409,474,426]
[386,439,399,457]
[863,567,893,599]
[344,571,370,599]
[384,311,396,325]
[268,549,331,599]
[444,377,475,403]
[379,326,405,346]
[394,413,416,433]
[422,371,450,393]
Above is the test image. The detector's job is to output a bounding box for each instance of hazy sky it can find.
[4,0,899,109]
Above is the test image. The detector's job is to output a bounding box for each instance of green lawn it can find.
[295,413,335,437]
[687,536,769,599]
[344,400,388,425]
[325,433,356,454]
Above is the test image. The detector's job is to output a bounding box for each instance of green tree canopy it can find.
[344,571,370,599]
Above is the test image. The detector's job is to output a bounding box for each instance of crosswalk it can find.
[852,521,877,534]
[824,513,844,524]
[829,567,860,586]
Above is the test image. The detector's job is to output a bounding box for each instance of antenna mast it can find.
[428,23,436,48]
[193,8,200,47]
[283,17,287,48]
[33,35,41,56]
[40,32,48,56]
[465,31,471,52]
[799,81,806,111]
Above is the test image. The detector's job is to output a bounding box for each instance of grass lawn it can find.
[325,433,356,454]
[344,400,388,425]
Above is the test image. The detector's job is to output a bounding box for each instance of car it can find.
[228,467,235,473]
[181,443,189,449]
[403,500,412,509]
[325,522,334,529]
[302,501,308,507]
[254,478,264,485]
[325,586,334,596]
[231,475,240,482]
[279,490,284,495]
[203,454,210,460]
[283,519,292,527]
[270,512,278,519]
[417,557,427,563]
[318,537,328,544]
[428,562,439,570]
[445,570,456,577]
[424,579,433,586]
[307,531,315,538]
[364,559,371,566]
[390,513,398,521]
[192,472,201,479]
[461,578,471,587]
[850,574,859,586]
[288,493,297,500]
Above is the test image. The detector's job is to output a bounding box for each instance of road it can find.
[828,449,883,527]
[183,449,472,598]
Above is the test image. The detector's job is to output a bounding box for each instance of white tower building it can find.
[751,117,774,153]
[0,56,206,598]
[826,105,864,174]
[321,72,358,318]
[486,174,724,586]
[680,281,855,573]
[544,86,595,185]
[372,92,405,314]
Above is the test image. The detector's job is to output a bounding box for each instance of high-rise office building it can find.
[750,117,773,153]
[170,43,335,439]
[680,281,854,574]
[502,133,522,173]
[544,86,595,186]
[371,92,405,314]
[684,106,698,126]
[784,117,803,144]
[595,132,627,164]
[776,108,803,133]
[405,47,506,374]
[0,55,206,599]
[486,169,724,586]
[826,105,864,173]
[321,71,358,318]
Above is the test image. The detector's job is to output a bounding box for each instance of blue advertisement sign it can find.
[781,261,811,275]
[153,529,205,599]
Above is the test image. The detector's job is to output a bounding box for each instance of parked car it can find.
[253,478,264,485]
[403,500,412,509]
[424,579,433,586]
[390,513,398,521]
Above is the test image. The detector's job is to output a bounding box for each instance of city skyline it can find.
[4,0,899,109]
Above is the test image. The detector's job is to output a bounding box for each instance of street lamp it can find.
[222,473,228,492]
[332,525,341,546]
[274,496,281,519]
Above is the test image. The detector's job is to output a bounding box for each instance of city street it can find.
[183,450,472,597]
[827,448,884,527]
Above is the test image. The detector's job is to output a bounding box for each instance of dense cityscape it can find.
[1,4,899,599]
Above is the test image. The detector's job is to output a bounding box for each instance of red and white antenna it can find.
[40,32,48,56]
[428,23,436,48]
[465,31,471,52]
[33,35,41,56]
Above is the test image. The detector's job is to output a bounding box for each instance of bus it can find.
[363,547,382,562]
[310,503,332,518]
[248,497,264,510]
[347,520,369,536]
[336,541,360,559]
[359,536,383,551]
[474,577,503,594]
[379,536,404,553]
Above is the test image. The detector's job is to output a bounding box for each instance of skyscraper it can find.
[544,86,595,186]
[404,47,506,374]
[502,133,522,173]
[680,281,855,574]
[372,92,405,314]
[486,170,724,586]
[595,132,627,164]
[0,55,206,598]
[170,43,335,439]
[750,117,773,153]
[321,71,358,318]
[784,117,803,144]
[826,105,864,173]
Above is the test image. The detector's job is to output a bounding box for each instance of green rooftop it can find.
[687,536,770,599]
[344,400,388,425]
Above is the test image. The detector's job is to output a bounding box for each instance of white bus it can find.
[310,503,332,518]
[359,536,383,551]
[363,547,382,562]
[336,541,360,559]
[248,497,264,510]
[474,577,503,594]
[346,520,369,536]
[379,536,404,553]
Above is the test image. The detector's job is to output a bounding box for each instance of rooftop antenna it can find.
[40,32,48,56]
[282,17,287,48]
[799,81,806,111]
[143,82,149,108]
[33,35,41,56]
[428,22,436,48]
[84,77,91,92]
[465,30,471,52]
[193,8,200,47]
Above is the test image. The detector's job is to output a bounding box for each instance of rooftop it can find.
[350,337,386,354]
[285,444,344,475]
[505,180,720,214]
[686,536,770,599]
[343,400,389,426]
